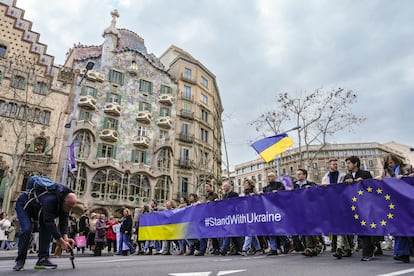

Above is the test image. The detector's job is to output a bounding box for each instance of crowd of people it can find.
[4,154,414,271]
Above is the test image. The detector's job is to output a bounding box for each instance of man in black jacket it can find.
[13,180,77,271]
[219,182,241,255]
[343,156,375,262]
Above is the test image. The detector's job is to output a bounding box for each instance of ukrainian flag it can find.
[251,133,294,163]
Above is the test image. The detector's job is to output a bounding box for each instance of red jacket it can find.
[106,220,117,240]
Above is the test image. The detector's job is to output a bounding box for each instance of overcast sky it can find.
[16,0,414,170]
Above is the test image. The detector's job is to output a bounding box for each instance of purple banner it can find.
[139,177,414,240]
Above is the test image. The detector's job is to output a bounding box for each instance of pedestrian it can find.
[94,214,107,256]
[13,177,77,271]
[118,208,136,255]
[0,212,11,249]
[106,216,117,253]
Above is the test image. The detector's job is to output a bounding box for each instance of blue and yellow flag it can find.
[251,133,294,163]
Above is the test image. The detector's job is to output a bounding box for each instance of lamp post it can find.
[61,61,95,185]
[275,125,301,178]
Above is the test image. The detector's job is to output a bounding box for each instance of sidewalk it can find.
[0,248,114,261]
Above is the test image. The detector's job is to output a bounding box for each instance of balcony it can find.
[78,95,97,110]
[156,116,172,129]
[103,102,122,116]
[158,94,174,106]
[132,135,150,148]
[179,109,194,120]
[136,111,152,124]
[181,73,196,84]
[178,132,194,143]
[179,158,192,169]
[80,69,105,82]
[75,120,96,134]
[99,129,119,143]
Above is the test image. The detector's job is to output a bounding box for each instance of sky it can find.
[16,0,414,170]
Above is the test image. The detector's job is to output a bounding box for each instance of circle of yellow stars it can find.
[351,186,395,229]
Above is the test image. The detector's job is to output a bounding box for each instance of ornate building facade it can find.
[0,0,74,213]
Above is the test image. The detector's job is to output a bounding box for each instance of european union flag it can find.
[251,133,294,163]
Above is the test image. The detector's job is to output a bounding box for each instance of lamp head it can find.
[85,61,95,70]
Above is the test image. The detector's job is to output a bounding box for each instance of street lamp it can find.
[61,61,95,185]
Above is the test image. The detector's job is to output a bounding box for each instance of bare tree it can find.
[252,88,365,169]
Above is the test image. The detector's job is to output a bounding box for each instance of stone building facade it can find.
[0,0,74,213]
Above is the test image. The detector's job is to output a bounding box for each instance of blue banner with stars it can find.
[138,177,414,240]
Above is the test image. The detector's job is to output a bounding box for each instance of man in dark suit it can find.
[219,182,241,255]
[343,155,375,261]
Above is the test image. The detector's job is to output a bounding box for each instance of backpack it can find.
[23,176,61,220]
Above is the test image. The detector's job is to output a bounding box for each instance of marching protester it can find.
[343,156,374,261]
[376,154,414,263]
[118,208,136,255]
[262,172,286,256]
[13,176,77,271]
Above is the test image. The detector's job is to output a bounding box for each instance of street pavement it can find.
[0,247,413,276]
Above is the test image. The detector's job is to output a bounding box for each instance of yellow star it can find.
[387,213,394,219]
[361,220,366,226]
[380,220,387,226]
[376,188,383,194]
[354,214,359,219]
[351,205,356,211]
[366,187,373,192]
[384,194,391,200]
[370,222,377,229]
[352,196,357,202]
[388,203,395,210]
[358,190,364,196]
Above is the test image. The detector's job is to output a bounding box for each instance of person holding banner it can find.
[219,182,242,256]
[343,156,374,261]
[376,154,413,263]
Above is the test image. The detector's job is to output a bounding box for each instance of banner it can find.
[138,177,414,240]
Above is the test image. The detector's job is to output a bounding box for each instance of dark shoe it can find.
[241,251,248,257]
[374,246,383,256]
[34,258,57,269]
[394,255,410,263]
[267,250,278,256]
[333,248,343,259]
[254,249,264,255]
[212,249,220,255]
[13,262,24,271]
[194,251,204,256]
[219,250,226,256]
[360,256,373,261]
[343,249,352,257]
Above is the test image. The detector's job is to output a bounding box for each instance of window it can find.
[181,148,190,161]
[157,148,171,172]
[181,123,189,135]
[159,130,168,139]
[97,143,117,158]
[137,125,148,136]
[160,85,172,94]
[201,128,208,143]
[139,79,153,93]
[37,110,51,125]
[131,149,148,164]
[34,81,48,95]
[104,117,118,130]
[11,75,26,90]
[74,131,92,159]
[139,102,151,111]
[200,94,208,105]
[200,150,208,166]
[201,76,208,88]
[183,85,192,100]
[106,92,121,103]
[0,44,6,57]
[81,85,97,98]
[154,176,170,204]
[180,177,189,195]
[79,109,93,121]
[0,70,3,83]
[183,67,192,79]
[159,107,170,117]
[201,109,208,122]
[33,137,47,153]
[109,69,124,86]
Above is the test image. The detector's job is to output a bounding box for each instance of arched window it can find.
[74,131,92,159]
[121,172,129,201]
[107,170,122,201]
[157,148,171,172]
[91,170,107,200]
[129,173,150,204]
[154,176,170,204]
[71,164,87,196]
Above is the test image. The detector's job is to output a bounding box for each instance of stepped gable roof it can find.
[0,0,55,74]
